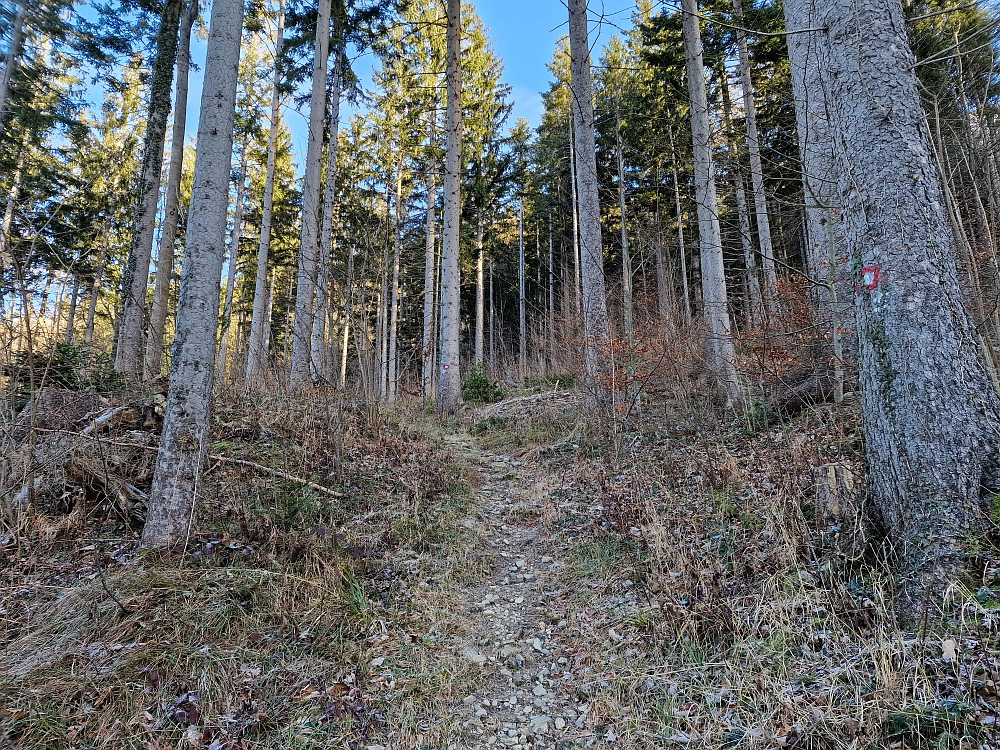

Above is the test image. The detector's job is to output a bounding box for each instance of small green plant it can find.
[461,368,505,403]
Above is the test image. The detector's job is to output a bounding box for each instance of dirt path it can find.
[437,430,606,750]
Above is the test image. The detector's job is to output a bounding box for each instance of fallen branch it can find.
[207,455,345,498]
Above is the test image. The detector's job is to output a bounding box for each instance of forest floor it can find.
[1,385,999,749]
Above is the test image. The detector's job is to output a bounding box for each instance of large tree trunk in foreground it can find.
[437,0,462,413]
[681,0,741,405]
[246,0,285,389]
[142,0,245,548]
[117,0,186,378]
[798,0,1000,609]
[145,0,198,380]
[568,0,611,398]
[289,0,331,390]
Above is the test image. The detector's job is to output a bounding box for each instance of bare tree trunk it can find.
[568,113,582,317]
[719,63,763,330]
[0,0,27,126]
[616,112,634,354]
[421,111,437,398]
[489,256,495,368]
[117,0,186,378]
[84,239,108,346]
[437,0,462,413]
[143,0,244,548]
[289,0,330,389]
[312,44,343,382]
[518,202,526,376]
[568,0,611,397]
[732,0,778,318]
[245,0,285,389]
[799,0,1000,608]
[668,129,692,322]
[0,145,25,302]
[387,165,403,402]
[215,148,247,383]
[64,277,80,344]
[145,0,198,380]
[548,213,555,365]
[339,244,354,389]
[681,0,740,405]
[475,208,484,365]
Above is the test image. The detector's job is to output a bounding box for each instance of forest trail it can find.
[435,429,607,750]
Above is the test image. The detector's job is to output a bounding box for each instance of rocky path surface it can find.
[439,431,608,750]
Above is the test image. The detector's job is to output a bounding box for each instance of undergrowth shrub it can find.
[461,368,505,403]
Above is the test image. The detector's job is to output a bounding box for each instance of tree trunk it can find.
[668,129,692,322]
[84,238,108,346]
[421,111,437,398]
[719,63,764,330]
[475,208,485,365]
[437,0,462,413]
[518,202,526,376]
[143,0,245,548]
[64,277,80,344]
[289,0,330,389]
[340,243,354,389]
[489,256,495,367]
[0,0,27,126]
[117,0,186,378]
[215,148,247,383]
[681,0,741,405]
[145,0,198,380]
[387,165,403,402]
[246,0,285,389]
[548,213,555,365]
[616,112,634,355]
[312,44,344,383]
[732,0,779,318]
[568,112,582,317]
[800,0,1000,608]
[568,0,611,397]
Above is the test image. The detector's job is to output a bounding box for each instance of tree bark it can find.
[143,0,244,548]
[799,0,1000,607]
[519,201,526,375]
[387,164,403,402]
[422,111,438,398]
[312,44,344,382]
[681,0,741,405]
[475,208,485,365]
[568,112,582,317]
[215,148,247,383]
[719,62,763,330]
[732,0,779,318]
[568,0,611,397]
[437,0,462,413]
[0,0,27,127]
[289,0,330,389]
[117,0,186,378]
[84,239,109,346]
[145,0,198,380]
[246,0,285,389]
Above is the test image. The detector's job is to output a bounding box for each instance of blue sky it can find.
[241,1,639,164]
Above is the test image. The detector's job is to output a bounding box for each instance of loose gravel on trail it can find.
[440,433,611,750]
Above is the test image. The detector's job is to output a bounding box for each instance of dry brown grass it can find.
[0,390,491,749]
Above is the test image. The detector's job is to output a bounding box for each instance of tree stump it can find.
[812,462,866,557]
